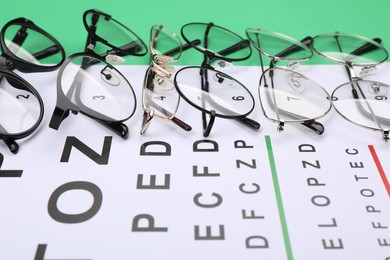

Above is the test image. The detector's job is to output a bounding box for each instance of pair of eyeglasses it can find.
[0,17,65,153]
[49,9,147,138]
[174,22,260,137]
[246,28,332,135]
[141,25,197,135]
[311,32,390,142]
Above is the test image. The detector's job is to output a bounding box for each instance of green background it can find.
[2,0,390,65]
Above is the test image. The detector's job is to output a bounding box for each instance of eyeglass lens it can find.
[58,54,136,122]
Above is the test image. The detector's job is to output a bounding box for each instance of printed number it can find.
[375,95,388,101]
[16,94,30,99]
[93,96,105,100]
[232,96,244,101]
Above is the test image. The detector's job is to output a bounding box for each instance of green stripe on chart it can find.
[265,135,293,260]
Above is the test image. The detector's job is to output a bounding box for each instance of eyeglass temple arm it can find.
[11,25,61,61]
[0,125,19,154]
[163,39,201,57]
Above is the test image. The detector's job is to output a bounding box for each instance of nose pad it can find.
[100,66,121,86]
[368,82,388,96]
[359,65,377,76]
[288,73,306,93]
[153,74,174,91]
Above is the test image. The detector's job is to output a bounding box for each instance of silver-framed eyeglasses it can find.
[311,32,390,142]
[246,28,332,134]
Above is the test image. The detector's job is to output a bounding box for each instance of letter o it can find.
[360,189,375,197]
[48,181,102,224]
[239,183,260,194]
[311,195,331,207]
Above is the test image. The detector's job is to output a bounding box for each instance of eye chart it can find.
[0,64,389,260]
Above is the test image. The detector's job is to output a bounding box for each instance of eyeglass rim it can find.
[246,27,313,62]
[0,68,44,140]
[0,17,66,73]
[331,79,390,133]
[311,31,389,66]
[82,9,148,57]
[258,67,332,124]
[174,65,256,119]
[180,22,252,62]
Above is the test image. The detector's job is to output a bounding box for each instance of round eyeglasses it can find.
[49,9,147,138]
[246,28,331,134]
[312,32,390,141]
[0,17,65,153]
[174,22,259,137]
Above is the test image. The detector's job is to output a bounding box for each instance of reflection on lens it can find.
[181,22,251,61]
[332,80,390,132]
[259,67,331,123]
[83,11,147,56]
[246,28,312,61]
[0,73,42,135]
[143,66,180,120]
[3,24,64,67]
[174,66,255,118]
[58,54,136,122]
[311,32,388,66]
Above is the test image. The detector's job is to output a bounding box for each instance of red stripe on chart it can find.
[368,145,390,198]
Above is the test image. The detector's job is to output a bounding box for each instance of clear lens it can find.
[331,80,390,131]
[246,28,312,61]
[3,24,63,66]
[151,25,182,61]
[174,66,255,118]
[143,66,179,120]
[58,54,136,122]
[311,32,388,66]
[84,11,147,56]
[259,67,331,123]
[181,23,251,61]
[0,74,42,135]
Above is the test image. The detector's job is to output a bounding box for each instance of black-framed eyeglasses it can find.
[174,22,260,137]
[311,32,390,142]
[49,9,147,138]
[0,17,65,153]
[141,24,196,135]
[246,28,332,135]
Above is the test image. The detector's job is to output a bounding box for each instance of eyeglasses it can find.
[311,32,390,141]
[246,28,332,134]
[141,25,195,135]
[0,17,65,153]
[49,9,147,138]
[174,22,260,137]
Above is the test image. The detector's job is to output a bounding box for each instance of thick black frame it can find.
[0,17,65,154]
[49,9,147,138]
[175,22,260,137]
